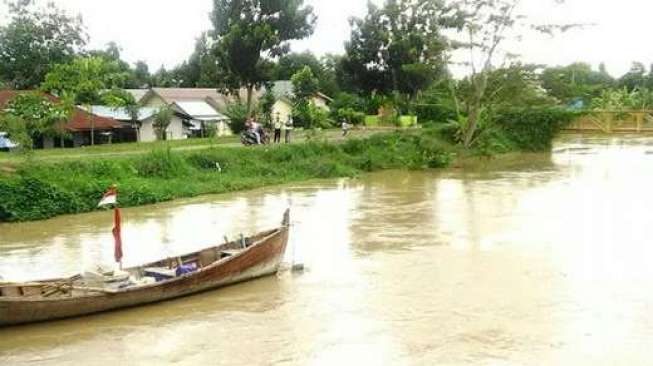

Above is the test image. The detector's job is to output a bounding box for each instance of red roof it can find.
[0,90,122,131]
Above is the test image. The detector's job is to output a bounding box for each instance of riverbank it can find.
[0,105,578,223]
[0,129,453,222]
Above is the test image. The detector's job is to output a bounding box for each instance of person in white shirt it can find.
[284,116,294,144]
[273,113,282,144]
[341,119,350,137]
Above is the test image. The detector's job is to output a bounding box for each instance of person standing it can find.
[273,113,282,144]
[284,115,294,144]
[341,119,350,137]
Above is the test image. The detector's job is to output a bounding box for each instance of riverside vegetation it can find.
[0,107,578,223]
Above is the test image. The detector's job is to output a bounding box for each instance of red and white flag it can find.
[98,186,117,207]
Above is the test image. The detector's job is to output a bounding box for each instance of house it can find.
[129,81,331,134]
[88,105,189,142]
[264,80,332,124]
[172,101,231,137]
[137,88,234,136]
[0,90,125,148]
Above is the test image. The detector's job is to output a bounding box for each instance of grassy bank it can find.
[0,106,576,223]
[0,130,452,222]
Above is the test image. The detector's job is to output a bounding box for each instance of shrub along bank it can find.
[0,131,453,222]
[0,107,575,223]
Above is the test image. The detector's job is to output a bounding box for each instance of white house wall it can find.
[272,97,329,124]
[139,115,186,142]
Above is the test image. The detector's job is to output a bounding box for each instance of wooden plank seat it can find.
[144,267,177,281]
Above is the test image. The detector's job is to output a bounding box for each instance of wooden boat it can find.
[0,210,290,327]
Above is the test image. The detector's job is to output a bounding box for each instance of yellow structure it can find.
[565,110,653,133]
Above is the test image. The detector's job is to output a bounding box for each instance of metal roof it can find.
[173,101,229,121]
[125,89,149,103]
[86,105,159,122]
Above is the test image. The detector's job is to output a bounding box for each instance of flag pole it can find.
[99,184,123,271]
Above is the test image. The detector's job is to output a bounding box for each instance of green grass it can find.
[0,129,394,166]
[0,130,453,222]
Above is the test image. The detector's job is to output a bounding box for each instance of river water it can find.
[2,135,653,365]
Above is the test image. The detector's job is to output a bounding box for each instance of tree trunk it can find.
[246,85,254,117]
[463,73,488,148]
[89,105,95,146]
[463,101,481,147]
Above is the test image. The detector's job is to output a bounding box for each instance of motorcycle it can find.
[240,128,270,146]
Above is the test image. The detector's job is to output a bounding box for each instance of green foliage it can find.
[590,87,653,110]
[398,116,418,128]
[617,62,653,91]
[414,81,458,125]
[41,56,130,105]
[274,51,339,97]
[259,84,276,126]
[292,66,321,128]
[540,62,614,105]
[0,114,32,152]
[291,66,319,101]
[491,107,580,152]
[337,108,365,125]
[211,0,316,112]
[0,131,453,222]
[136,148,189,179]
[153,106,174,140]
[342,0,452,97]
[2,92,72,145]
[224,102,249,133]
[0,0,88,89]
[168,32,220,88]
[364,115,379,127]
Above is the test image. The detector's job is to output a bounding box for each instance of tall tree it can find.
[274,51,339,97]
[41,56,129,104]
[172,33,220,87]
[131,61,152,89]
[540,62,614,105]
[0,0,87,89]
[210,0,316,115]
[618,62,648,91]
[453,0,578,147]
[41,56,129,145]
[342,0,454,98]
[1,92,73,148]
[291,66,319,128]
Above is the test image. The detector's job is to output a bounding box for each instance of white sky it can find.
[0,0,651,77]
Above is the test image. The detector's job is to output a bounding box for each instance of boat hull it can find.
[0,215,289,327]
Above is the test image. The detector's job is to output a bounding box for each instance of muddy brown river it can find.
[2,135,653,365]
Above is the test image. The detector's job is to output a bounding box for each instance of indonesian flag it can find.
[98,186,117,207]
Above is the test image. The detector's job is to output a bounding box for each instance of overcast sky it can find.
[1,0,651,77]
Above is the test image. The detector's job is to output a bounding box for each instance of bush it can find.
[337,108,365,125]
[492,107,580,151]
[398,116,418,127]
[364,115,379,127]
[224,102,248,133]
[0,131,453,222]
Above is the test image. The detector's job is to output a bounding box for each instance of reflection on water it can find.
[2,135,653,365]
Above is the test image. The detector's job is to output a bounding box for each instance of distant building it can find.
[137,88,234,136]
[87,105,192,142]
[0,90,125,148]
[129,81,332,133]
[266,81,332,123]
